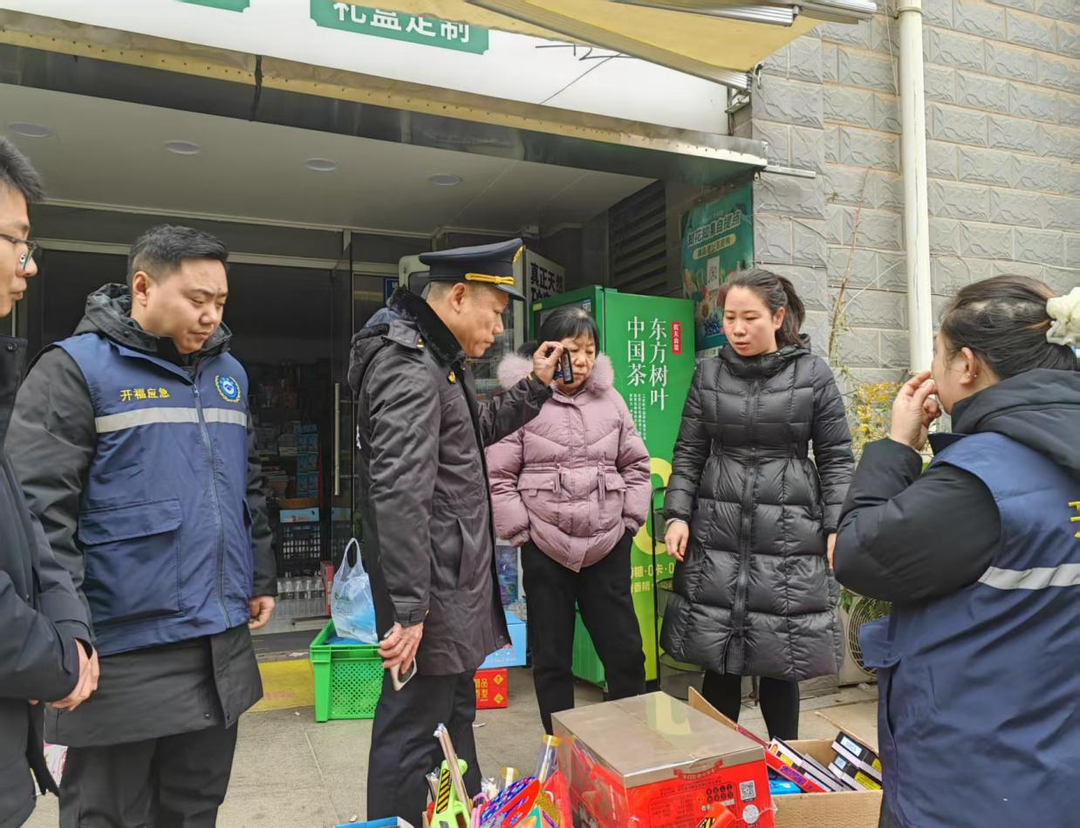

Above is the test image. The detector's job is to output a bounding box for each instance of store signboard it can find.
[310,2,489,54]
[179,0,250,10]
[680,182,754,351]
[523,250,565,306]
[5,0,728,134]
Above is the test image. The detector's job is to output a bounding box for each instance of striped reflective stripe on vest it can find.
[94,406,248,434]
[978,563,1080,590]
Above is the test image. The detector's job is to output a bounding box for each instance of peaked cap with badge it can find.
[417,238,526,301]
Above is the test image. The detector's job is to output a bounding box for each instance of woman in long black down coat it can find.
[662,269,854,739]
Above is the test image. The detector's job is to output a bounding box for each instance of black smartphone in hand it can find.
[554,349,574,384]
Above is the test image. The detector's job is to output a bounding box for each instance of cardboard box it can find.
[480,610,526,669]
[687,690,882,828]
[475,668,508,710]
[553,692,774,828]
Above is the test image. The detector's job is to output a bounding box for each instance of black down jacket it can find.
[661,341,854,681]
[1,337,90,828]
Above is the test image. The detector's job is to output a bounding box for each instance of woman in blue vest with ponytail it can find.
[834,275,1080,828]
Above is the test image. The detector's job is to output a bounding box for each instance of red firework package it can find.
[552,692,774,828]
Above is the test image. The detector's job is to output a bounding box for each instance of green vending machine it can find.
[530,286,696,684]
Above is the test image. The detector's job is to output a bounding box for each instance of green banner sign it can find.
[604,291,696,682]
[311,2,489,54]
[179,0,250,11]
[681,182,754,351]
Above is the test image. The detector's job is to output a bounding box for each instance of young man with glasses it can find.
[0,137,97,827]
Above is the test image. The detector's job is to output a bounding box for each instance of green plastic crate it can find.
[571,611,607,688]
[309,620,384,722]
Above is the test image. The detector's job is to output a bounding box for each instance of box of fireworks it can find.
[828,756,881,792]
[771,742,882,828]
[474,668,509,710]
[342,819,414,828]
[686,689,826,794]
[552,692,774,828]
[480,610,527,669]
[296,452,319,473]
[768,740,856,793]
[687,690,882,828]
[831,732,882,784]
[280,507,319,524]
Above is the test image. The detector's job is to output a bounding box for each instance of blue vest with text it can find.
[860,432,1080,827]
[57,332,254,656]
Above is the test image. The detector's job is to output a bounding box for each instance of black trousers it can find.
[522,532,646,735]
[701,670,801,740]
[59,724,238,828]
[366,669,480,824]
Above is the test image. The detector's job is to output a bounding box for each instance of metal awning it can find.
[0,11,770,187]
[367,0,877,88]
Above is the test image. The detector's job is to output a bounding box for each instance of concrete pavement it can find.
[25,668,878,827]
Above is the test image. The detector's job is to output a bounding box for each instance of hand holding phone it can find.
[390,660,417,691]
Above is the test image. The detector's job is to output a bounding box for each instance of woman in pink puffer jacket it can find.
[487,306,650,733]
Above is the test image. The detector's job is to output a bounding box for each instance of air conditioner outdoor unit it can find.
[838,598,886,686]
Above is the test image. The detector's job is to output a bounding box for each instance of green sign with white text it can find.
[311,2,489,54]
[179,0,250,11]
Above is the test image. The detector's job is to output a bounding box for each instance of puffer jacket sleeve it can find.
[810,357,855,533]
[664,362,712,523]
[613,392,652,533]
[486,426,531,547]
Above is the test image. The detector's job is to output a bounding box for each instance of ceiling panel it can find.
[1,83,652,236]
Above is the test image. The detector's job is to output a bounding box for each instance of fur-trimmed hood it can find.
[497,352,615,394]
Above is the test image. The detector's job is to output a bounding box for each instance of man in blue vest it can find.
[0,138,98,828]
[8,224,277,827]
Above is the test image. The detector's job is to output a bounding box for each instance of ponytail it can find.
[940,275,1077,379]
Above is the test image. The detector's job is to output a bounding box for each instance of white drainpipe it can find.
[898,0,934,372]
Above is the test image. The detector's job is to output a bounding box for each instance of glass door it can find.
[329,246,355,567]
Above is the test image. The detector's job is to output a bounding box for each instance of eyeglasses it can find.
[0,232,39,269]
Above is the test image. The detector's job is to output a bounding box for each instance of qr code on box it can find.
[739,780,756,802]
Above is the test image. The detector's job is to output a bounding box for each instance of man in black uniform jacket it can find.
[349,239,562,822]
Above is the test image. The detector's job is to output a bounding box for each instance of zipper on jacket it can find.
[193,377,230,627]
[731,378,761,673]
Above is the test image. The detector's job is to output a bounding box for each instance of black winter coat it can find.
[661,342,854,681]
[0,338,90,828]
[349,290,552,676]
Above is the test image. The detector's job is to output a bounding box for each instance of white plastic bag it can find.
[330,538,378,644]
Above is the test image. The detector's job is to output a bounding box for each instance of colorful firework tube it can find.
[534,736,560,784]
[499,767,520,791]
[434,724,472,818]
